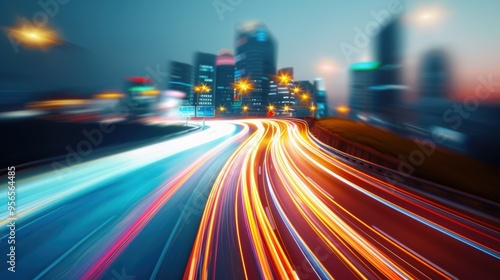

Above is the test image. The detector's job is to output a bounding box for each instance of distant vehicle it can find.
[124,77,160,118]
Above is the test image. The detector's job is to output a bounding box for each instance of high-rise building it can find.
[294,80,315,117]
[235,21,277,116]
[348,62,379,117]
[168,61,193,106]
[419,49,451,99]
[372,17,404,122]
[268,80,278,104]
[215,49,235,115]
[347,16,405,122]
[273,67,296,116]
[314,78,329,118]
[417,49,454,131]
[194,52,216,107]
[376,17,402,68]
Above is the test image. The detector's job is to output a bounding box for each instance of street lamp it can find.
[301,93,309,102]
[283,105,289,116]
[310,105,316,117]
[218,105,225,118]
[233,78,254,95]
[242,105,249,118]
[335,105,350,115]
[278,73,291,85]
[194,83,211,127]
[194,83,211,95]
[6,22,61,49]
[267,104,276,118]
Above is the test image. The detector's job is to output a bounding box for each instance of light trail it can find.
[3,119,498,279]
[183,119,500,279]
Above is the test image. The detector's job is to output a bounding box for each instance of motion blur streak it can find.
[81,122,249,279]
[184,121,297,280]
[3,119,499,279]
[0,122,238,227]
[184,119,499,279]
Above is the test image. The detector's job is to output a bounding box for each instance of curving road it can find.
[1,119,499,279]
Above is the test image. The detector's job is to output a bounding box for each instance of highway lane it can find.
[0,118,498,279]
[274,119,499,278]
[186,119,500,279]
[0,121,249,279]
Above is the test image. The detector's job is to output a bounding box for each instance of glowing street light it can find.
[242,105,249,117]
[194,83,211,93]
[233,78,254,94]
[5,23,61,49]
[278,73,291,85]
[301,93,310,104]
[217,105,226,118]
[268,105,275,111]
[335,105,350,115]
[283,105,290,115]
[193,83,211,125]
[310,105,316,117]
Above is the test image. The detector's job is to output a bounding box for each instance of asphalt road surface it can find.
[1,119,498,279]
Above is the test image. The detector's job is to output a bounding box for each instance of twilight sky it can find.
[1,0,499,106]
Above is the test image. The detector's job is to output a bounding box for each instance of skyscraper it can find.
[194,52,216,107]
[376,17,402,68]
[168,61,193,106]
[235,21,277,116]
[294,80,315,117]
[417,49,454,131]
[215,49,235,115]
[314,78,329,118]
[372,17,404,122]
[274,67,296,116]
[348,61,380,117]
[419,49,452,99]
[268,80,278,104]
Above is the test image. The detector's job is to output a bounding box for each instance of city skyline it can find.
[1,2,499,279]
[1,0,500,107]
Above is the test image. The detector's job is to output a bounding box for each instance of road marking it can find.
[265,207,276,230]
[34,216,115,280]
[373,226,458,280]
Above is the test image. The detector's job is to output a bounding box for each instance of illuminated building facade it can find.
[215,49,235,114]
[235,21,277,116]
[168,61,193,106]
[194,52,216,106]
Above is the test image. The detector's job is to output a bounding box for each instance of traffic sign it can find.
[178,106,196,117]
[196,106,214,118]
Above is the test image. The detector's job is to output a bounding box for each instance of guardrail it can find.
[298,118,500,220]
